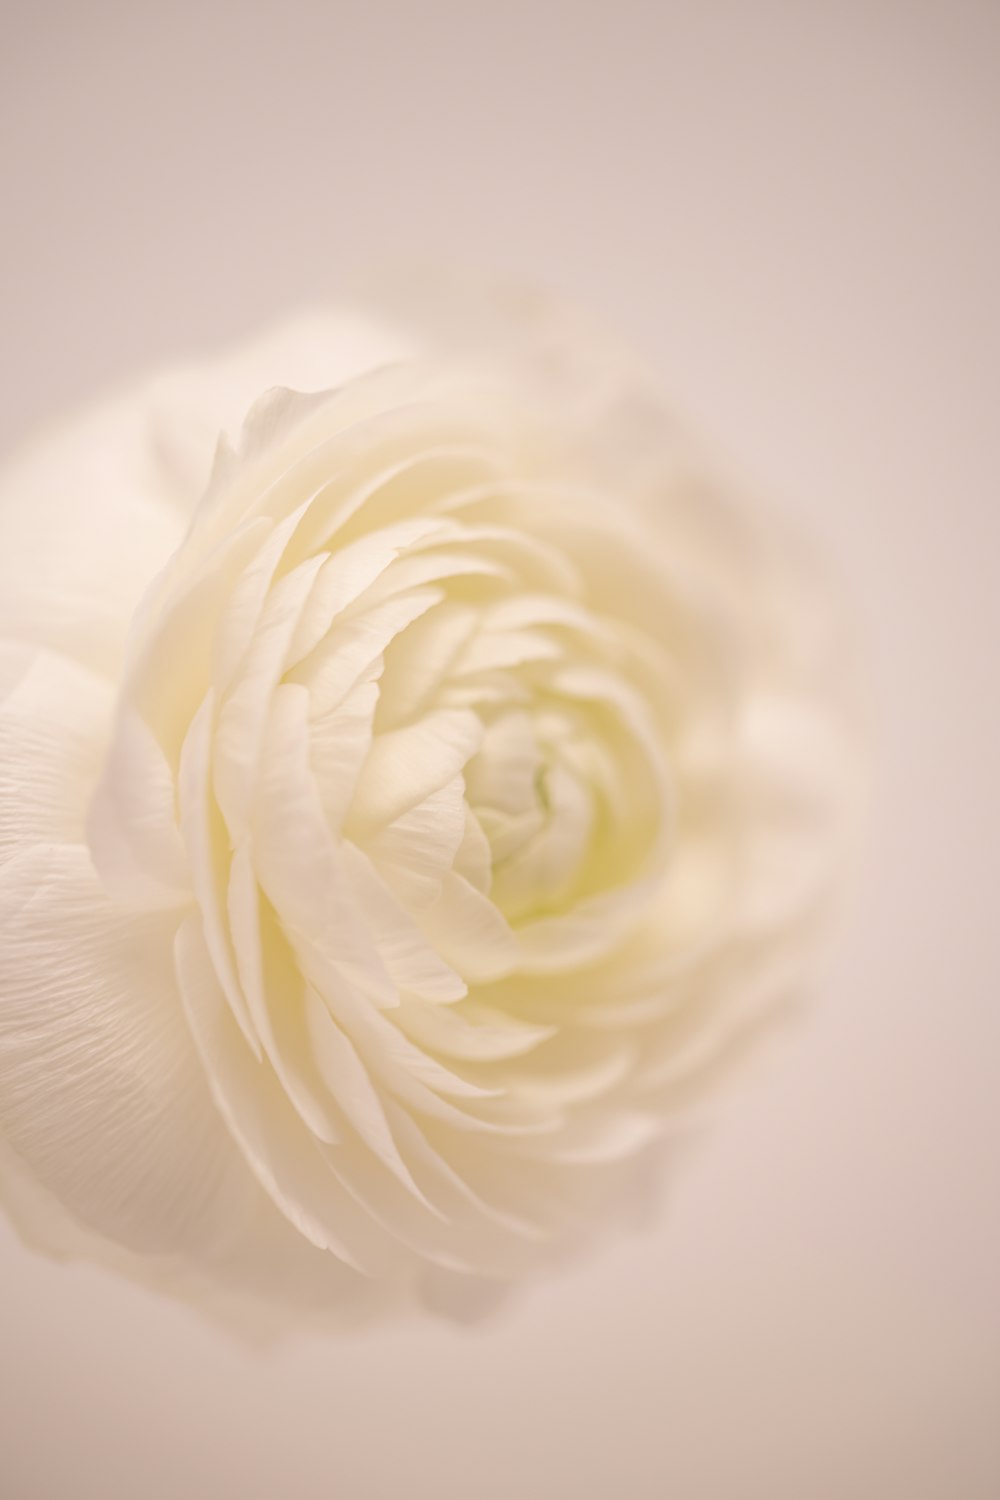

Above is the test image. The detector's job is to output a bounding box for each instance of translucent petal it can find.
[452,808,493,894]
[293,587,443,720]
[339,842,468,1004]
[227,843,342,1144]
[366,774,467,909]
[308,674,380,831]
[346,708,483,836]
[87,706,190,908]
[146,306,412,506]
[0,646,111,866]
[463,711,540,817]
[174,913,394,1274]
[0,403,186,677]
[419,872,519,983]
[0,845,257,1256]
[212,552,328,839]
[303,987,431,1203]
[397,998,555,1064]
[375,601,478,729]
[250,684,399,1008]
[177,691,261,1057]
[284,518,445,668]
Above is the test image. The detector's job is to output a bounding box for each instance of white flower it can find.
[0,283,856,1332]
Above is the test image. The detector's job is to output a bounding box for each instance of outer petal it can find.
[0,844,254,1256]
[142,308,414,505]
[0,645,112,864]
[0,410,185,678]
[0,309,409,679]
[0,1098,400,1342]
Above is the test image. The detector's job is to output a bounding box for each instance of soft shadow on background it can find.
[2,3,998,1497]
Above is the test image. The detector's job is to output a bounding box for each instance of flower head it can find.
[0,286,856,1331]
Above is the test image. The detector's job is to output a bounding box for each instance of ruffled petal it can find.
[0,845,257,1256]
[0,646,112,865]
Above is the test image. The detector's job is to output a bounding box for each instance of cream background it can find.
[1,2,998,1496]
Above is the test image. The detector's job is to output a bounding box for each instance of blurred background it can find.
[1,2,998,1496]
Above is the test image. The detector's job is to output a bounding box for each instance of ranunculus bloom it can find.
[0,285,855,1332]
